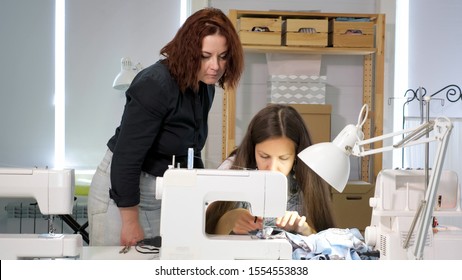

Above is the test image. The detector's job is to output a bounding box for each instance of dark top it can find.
[107,60,215,207]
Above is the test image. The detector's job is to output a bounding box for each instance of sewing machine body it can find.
[0,234,82,260]
[157,168,293,260]
[365,169,462,259]
[0,168,83,259]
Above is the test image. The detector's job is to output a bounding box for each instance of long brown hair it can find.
[206,104,336,233]
[160,7,244,93]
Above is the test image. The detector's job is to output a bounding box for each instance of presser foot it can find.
[252,227,285,239]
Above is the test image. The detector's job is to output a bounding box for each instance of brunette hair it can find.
[206,104,336,234]
[160,7,244,93]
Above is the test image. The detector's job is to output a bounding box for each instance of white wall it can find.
[0,0,55,168]
[403,0,462,224]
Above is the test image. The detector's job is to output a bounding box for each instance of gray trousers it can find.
[87,149,161,246]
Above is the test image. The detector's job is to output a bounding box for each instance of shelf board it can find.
[234,10,379,20]
[243,45,376,55]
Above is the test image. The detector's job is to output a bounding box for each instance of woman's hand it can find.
[276,211,315,236]
[216,208,263,235]
[119,206,144,246]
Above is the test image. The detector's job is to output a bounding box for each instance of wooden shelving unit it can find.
[223,9,385,183]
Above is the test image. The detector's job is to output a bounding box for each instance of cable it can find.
[135,236,161,254]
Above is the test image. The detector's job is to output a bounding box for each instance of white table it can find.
[81,246,159,260]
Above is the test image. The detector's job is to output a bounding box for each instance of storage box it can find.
[331,181,375,232]
[288,104,331,144]
[283,18,328,47]
[268,75,326,104]
[239,17,282,45]
[328,18,374,47]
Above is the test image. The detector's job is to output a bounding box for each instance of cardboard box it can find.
[331,181,375,232]
[288,104,331,144]
[268,75,326,104]
[328,19,374,47]
[239,17,282,45]
[283,18,328,47]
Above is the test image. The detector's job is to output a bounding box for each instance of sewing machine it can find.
[365,169,462,259]
[156,168,293,260]
[0,167,83,259]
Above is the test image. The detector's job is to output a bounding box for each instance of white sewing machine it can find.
[156,168,293,260]
[0,167,83,259]
[365,169,462,259]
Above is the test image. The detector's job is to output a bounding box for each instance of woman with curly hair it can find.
[88,8,244,246]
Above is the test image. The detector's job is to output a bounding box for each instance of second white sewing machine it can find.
[156,168,293,260]
[0,167,83,259]
[365,169,462,259]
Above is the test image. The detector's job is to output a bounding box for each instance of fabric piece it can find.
[285,228,372,260]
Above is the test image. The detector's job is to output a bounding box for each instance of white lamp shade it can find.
[298,142,350,193]
[113,57,136,91]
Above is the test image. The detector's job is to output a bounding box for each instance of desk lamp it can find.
[112,57,142,91]
[298,104,453,259]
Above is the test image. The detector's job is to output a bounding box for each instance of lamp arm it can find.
[355,137,436,157]
[352,121,438,157]
[393,121,434,148]
[412,117,452,259]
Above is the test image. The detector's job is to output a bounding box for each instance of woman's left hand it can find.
[275,211,315,236]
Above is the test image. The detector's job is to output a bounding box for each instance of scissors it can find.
[119,245,131,254]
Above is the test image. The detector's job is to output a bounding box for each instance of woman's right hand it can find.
[276,211,315,236]
[119,206,144,246]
